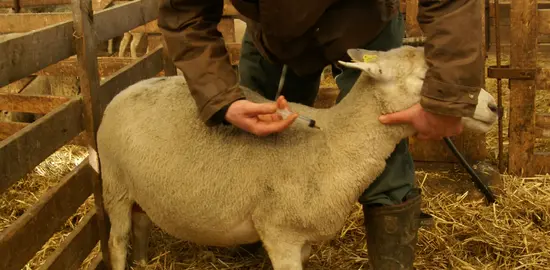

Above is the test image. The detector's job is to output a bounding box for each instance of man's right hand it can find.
[224,96,299,136]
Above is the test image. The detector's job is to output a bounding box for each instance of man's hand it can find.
[225,95,299,136]
[379,103,463,140]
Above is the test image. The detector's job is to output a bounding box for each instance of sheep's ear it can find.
[346,48,379,63]
[337,60,383,79]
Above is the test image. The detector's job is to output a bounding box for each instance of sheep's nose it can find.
[488,103,498,113]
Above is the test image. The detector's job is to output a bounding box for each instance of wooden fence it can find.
[488,0,550,176]
[0,0,184,268]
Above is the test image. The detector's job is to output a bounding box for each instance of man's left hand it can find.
[378,103,463,140]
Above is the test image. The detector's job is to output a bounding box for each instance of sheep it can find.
[97,45,498,270]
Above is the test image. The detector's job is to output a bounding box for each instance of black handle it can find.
[443,137,497,205]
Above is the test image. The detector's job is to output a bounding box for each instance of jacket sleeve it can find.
[417,0,484,118]
[157,0,245,125]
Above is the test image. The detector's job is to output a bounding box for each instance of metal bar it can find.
[444,138,497,205]
[494,0,505,173]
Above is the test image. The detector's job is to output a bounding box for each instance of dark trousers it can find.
[238,13,415,206]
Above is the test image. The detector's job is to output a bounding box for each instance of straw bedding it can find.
[0,55,549,269]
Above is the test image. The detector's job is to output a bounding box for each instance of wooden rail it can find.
[0,93,71,114]
[0,0,70,7]
[0,121,27,140]
[0,20,74,87]
[0,0,177,269]
[0,13,72,33]
[35,56,135,77]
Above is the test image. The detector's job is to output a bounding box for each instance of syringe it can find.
[277,108,321,129]
[275,65,321,130]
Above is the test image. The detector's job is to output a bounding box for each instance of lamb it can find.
[97,45,498,270]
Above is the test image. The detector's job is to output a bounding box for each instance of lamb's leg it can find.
[129,32,144,58]
[108,39,114,54]
[119,32,131,57]
[261,236,304,270]
[106,200,132,270]
[130,207,153,268]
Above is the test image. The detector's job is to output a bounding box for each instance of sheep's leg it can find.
[107,200,132,270]
[130,32,144,58]
[119,32,131,57]
[108,39,114,54]
[130,208,153,268]
[261,237,303,270]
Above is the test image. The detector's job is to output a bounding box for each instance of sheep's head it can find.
[337,46,498,134]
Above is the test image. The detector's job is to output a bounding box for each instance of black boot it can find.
[362,188,424,270]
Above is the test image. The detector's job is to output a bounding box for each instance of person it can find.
[157,0,484,268]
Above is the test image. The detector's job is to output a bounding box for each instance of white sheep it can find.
[97,45,498,270]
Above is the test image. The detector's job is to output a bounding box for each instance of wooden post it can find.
[508,0,538,176]
[12,0,20,12]
[71,0,111,268]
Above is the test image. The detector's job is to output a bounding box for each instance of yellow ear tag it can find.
[362,54,377,63]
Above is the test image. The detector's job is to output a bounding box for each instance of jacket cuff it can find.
[201,85,246,126]
[209,97,247,126]
[420,77,480,118]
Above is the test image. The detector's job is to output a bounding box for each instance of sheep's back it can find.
[97,76,335,237]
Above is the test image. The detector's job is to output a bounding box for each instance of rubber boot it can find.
[362,188,423,270]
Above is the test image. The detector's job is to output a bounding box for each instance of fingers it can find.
[257,113,282,122]
[244,102,278,116]
[379,104,418,125]
[225,97,302,136]
[415,123,463,141]
[251,113,299,136]
[278,95,290,109]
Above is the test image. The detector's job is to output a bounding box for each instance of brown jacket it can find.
[158,0,484,126]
